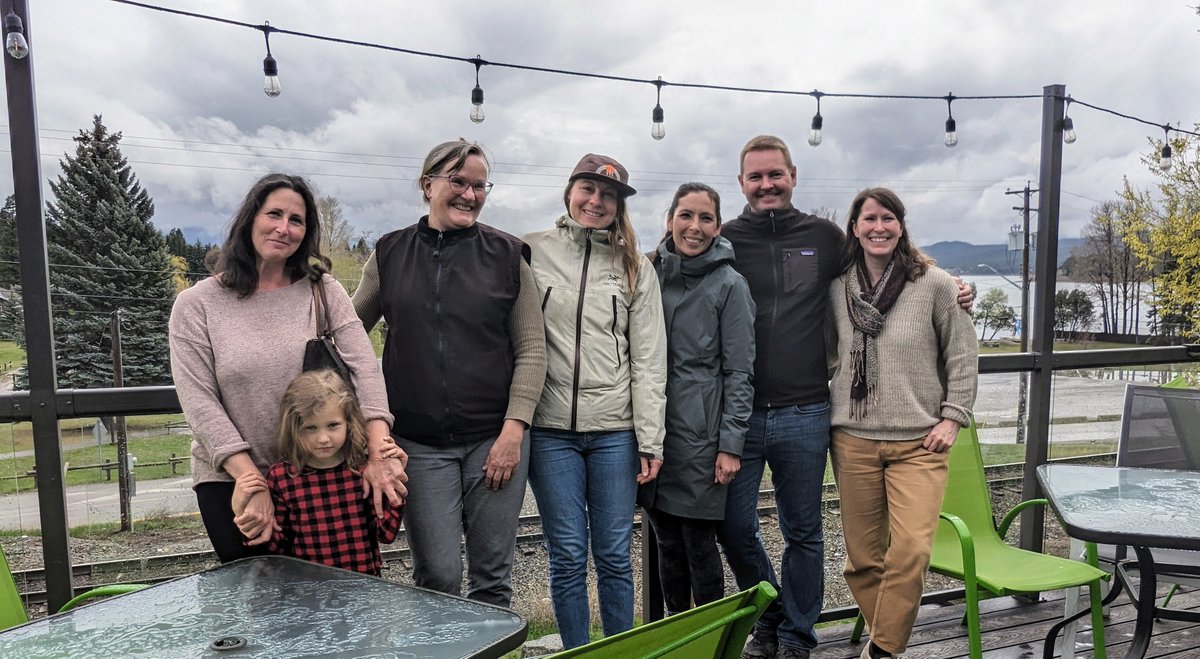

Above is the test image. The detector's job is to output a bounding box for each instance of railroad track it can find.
[14,454,1105,609]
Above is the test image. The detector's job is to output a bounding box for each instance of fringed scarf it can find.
[844,256,907,419]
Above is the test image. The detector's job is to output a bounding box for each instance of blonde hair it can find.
[562,179,641,289]
[277,370,368,474]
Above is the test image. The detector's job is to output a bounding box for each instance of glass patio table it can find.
[0,555,527,658]
[1037,464,1200,659]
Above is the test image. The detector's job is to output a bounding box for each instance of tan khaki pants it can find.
[830,429,949,655]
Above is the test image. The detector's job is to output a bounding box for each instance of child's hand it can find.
[235,490,278,545]
[231,472,267,516]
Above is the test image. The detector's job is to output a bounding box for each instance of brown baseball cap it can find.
[568,153,637,198]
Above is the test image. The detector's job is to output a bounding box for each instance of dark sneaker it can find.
[775,644,811,659]
[741,627,778,659]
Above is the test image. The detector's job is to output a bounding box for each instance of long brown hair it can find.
[277,370,368,474]
[563,180,641,289]
[841,187,934,280]
[217,173,330,298]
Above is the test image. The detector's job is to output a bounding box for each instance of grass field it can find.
[0,433,191,495]
[0,341,25,371]
[0,414,185,456]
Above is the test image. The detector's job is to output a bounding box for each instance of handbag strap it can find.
[309,279,334,339]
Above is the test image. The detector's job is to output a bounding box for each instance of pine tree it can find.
[44,116,175,387]
[0,194,19,288]
[0,194,24,345]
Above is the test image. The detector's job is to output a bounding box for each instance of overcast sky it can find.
[4,0,1198,258]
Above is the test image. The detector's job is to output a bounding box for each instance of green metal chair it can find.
[1,543,148,630]
[850,420,1108,659]
[548,581,777,658]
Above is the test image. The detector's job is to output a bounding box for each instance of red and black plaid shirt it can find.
[267,461,403,575]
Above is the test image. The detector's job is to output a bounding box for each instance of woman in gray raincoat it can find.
[646,182,756,614]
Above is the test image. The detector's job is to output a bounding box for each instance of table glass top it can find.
[0,556,525,658]
[1037,464,1200,550]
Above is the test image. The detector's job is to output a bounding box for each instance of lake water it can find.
[967,275,1155,337]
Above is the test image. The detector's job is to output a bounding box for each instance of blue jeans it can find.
[716,401,831,651]
[527,428,639,649]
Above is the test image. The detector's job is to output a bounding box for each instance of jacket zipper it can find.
[570,230,593,431]
[434,231,452,439]
[768,211,780,408]
[541,286,553,312]
[610,295,621,369]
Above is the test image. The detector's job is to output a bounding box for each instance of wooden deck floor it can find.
[810,585,1200,658]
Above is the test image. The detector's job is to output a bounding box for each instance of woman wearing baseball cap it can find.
[523,154,667,648]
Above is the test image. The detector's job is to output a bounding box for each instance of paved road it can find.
[0,475,197,531]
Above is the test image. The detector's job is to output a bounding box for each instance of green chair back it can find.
[0,544,31,631]
[550,581,777,659]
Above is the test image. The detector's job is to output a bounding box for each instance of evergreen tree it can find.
[44,116,175,387]
[0,194,19,288]
[0,194,24,345]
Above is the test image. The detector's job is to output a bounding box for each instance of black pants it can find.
[196,481,269,563]
[645,508,725,614]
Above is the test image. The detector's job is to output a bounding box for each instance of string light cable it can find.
[56,1,1200,152]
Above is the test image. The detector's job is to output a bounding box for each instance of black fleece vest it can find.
[376,217,527,445]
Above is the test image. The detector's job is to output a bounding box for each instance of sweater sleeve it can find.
[933,274,979,426]
[324,275,394,426]
[716,274,756,456]
[266,463,294,555]
[629,255,668,459]
[504,260,548,425]
[352,250,383,332]
[168,284,252,473]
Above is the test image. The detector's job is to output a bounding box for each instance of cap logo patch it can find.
[595,164,619,179]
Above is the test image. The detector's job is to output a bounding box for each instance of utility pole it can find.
[111,309,131,531]
[1005,182,1037,444]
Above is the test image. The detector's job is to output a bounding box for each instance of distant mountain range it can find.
[921,239,1083,275]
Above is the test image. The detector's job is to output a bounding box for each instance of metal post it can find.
[640,515,664,622]
[1005,183,1037,445]
[2,0,74,609]
[111,309,130,531]
[1019,85,1067,555]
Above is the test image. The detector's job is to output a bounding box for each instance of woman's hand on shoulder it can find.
[637,456,663,485]
[923,419,962,453]
[715,451,741,485]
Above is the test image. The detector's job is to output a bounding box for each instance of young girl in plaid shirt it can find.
[236,369,404,575]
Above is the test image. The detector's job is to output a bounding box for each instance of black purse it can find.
[303,280,355,388]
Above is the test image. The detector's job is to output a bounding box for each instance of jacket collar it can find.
[417,215,479,243]
[656,235,736,280]
[556,214,614,246]
[736,205,804,233]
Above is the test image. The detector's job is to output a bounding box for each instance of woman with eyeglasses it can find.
[353,139,547,607]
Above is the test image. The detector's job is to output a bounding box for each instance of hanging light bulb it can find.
[651,77,666,141]
[1160,127,1173,171]
[4,9,29,60]
[1061,116,1076,144]
[261,24,281,98]
[1061,98,1076,144]
[807,92,823,147]
[943,94,958,148]
[470,57,485,124]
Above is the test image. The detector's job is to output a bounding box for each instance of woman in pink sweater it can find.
[169,173,407,562]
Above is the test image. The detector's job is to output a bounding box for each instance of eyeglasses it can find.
[428,174,494,195]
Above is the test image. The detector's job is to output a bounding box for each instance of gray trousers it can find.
[396,433,529,607]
